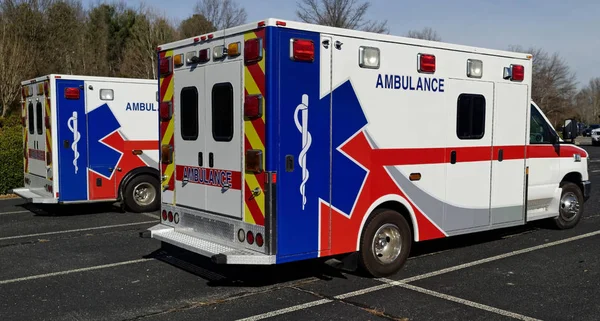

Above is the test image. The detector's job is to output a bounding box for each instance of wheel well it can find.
[118,167,160,201]
[561,172,583,192]
[375,201,414,239]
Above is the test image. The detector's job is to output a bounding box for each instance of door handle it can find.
[450,150,456,164]
[498,149,504,162]
[209,152,214,168]
[198,152,203,167]
[63,140,70,148]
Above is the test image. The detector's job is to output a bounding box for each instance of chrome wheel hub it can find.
[133,182,156,206]
[560,192,580,221]
[372,223,402,264]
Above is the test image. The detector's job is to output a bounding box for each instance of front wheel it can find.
[123,174,160,213]
[552,182,584,229]
[358,208,412,277]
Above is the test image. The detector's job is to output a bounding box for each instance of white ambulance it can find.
[143,18,590,277]
[12,74,161,213]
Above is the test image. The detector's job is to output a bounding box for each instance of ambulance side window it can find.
[180,86,199,141]
[456,94,485,139]
[211,82,233,142]
[28,102,34,135]
[529,104,555,144]
[35,102,43,135]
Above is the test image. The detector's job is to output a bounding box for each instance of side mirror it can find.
[563,119,578,141]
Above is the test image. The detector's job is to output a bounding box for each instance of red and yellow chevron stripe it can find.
[22,94,28,174]
[243,29,266,226]
[45,81,52,180]
[159,50,176,200]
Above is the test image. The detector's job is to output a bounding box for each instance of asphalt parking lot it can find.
[1,142,599,321]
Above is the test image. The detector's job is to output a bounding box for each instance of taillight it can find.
[245,149,263,173]
[291,39,315,62]
[244,94,263,119]
[168,211,173,222]
[244,38,263,64]
[160,102,172,121]
[510,64,524,81]
[159,56,172,76]
[64,87,80,100]
[161,210,167,221]
[246,231,254,245]
[256,233,264,247]
[418,53,436,73]
[161,144,173,164]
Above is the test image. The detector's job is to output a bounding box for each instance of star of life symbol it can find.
[67,111,80,174]
[294,94,312,210]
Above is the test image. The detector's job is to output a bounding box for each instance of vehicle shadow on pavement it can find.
[142,221,553,287]
[18,202,127,217]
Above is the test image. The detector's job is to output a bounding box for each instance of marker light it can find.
[213,45,225,59]
[291,39,314,62]
[64,87,80,100]
[418,53,436,73]
[359,46,380,69]
[160,101,172,121]
[245,38,263,64]
[173,54,184,67]
[228,42,241,56]
[511,64,524,81]
[467,59,483,78]
[245,149,263,173]
[100,89,114,101]
[244,94,263,119]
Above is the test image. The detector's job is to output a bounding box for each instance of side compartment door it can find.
[173,68,207,211]
[490,83,528,225]
[56,80,89,201]
[444,80,494,232]
[203,61,243,219]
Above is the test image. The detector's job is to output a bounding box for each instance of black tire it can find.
[123,174,160,213]
[358,208,412,277]
[552,182,584,230]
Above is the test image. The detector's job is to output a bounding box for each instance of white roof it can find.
[21,74,157,86]
[159,18,531,60]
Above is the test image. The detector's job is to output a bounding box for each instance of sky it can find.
[83,0,599,89]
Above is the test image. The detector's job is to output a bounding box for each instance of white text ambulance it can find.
[144,19,590,277]
[13,74,161,213]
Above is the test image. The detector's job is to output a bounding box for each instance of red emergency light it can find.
[418,53,436,73]
[159,56,172,76]
[245,149,263,173]
[44,81,49,95]
[244,94,262,119]
[198,48,210,63]
[244,38,263,64]
[45,115,50,128]
[292,39,314,62]
[64,87,80,100]
[160,102,172,121]
[511,64,524,81]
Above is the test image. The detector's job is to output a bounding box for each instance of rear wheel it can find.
[553,182,583,229]
[358,208,412,277]
[123,174,160,213]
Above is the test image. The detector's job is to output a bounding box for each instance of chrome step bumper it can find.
[143,224,276,265]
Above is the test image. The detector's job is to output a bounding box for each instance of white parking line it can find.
[237,229,600,321]
[0,210,30,216]
[0,221,156,241]
[141,212,160,220]
[591,169,600,173]
[0,258,154,285]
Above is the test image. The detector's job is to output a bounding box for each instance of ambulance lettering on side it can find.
[126,102,157,111]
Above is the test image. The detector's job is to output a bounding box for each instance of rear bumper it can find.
[583,180,591,202]
[142,224,276,265]
[11,187,58,204]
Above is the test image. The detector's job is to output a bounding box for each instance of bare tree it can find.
[296,0,388,33]
[575,78,600,124]
[406,27,441,41]
[194,0,247,30]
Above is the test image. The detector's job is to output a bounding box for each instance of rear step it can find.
[142,225,275,265]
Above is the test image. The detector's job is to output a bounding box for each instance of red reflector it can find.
[276,21,286,26]
[244,94,263,119]
[244,38,263,64]
[247,231,254,245]
[292,39,314,62]
[160,102,173,121]
[272,173,277,183]
[256,233,264,247]
[64,87,80,99]
[511,64,524,81]
[418,54,436,73]
[162,210,167,221]
[159,57,172,76]
[245,149,263,173]
[168,211,173,222]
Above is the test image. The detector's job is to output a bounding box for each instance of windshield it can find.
[530,104,558,144]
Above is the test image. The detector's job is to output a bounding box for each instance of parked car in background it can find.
[583,124,600,136]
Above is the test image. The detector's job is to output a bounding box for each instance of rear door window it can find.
[211,83,233,142]
[35,101,43,135]
[28,102,34,135]
[180,86,199,141]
